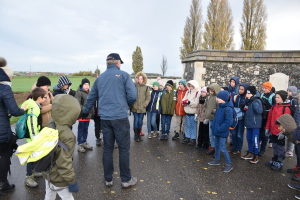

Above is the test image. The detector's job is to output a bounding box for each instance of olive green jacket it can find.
[161,89,176,115]
[75,86,95,118]
[131,72,151,113]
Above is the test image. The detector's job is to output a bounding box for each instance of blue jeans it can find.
[214,136,232,164]
[247,128,260,155]
[101,118,131,182]
[77,121,90,145]
[232,120,245,151]
[161,114,172,135]
[185,114,197,139]
[133,112,144,129]
[209,120,215,148]
[147,112,157,134]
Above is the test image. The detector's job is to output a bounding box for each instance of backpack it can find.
[15,112,37,139]
[288,99,298,117]
[225,107,238,130]
[260,93,275,119]
[282,103,296,117]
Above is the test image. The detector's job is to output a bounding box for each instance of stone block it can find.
[263,53,272,57]
[220,52,228,56]
[198,52,211,56]
[276,58,286,62]
[228,53,237,57]
[197,56,207,60]
[207,57,215,61]
[233,57,243,62]
[244,58,251,62]
[267,58,276,62]
[251,58,260,62]
[282,53,293,57]
[211,79,216,82]
[224,57,233,61]
[236,53,246,57]
[246,53,254,57]
[286,58,295,62]
[259,58,268,62]
[228,64,232,68]
[254,53,263,57]
[272,53,282,57]
[211,52,221,56]
[215,57,224,61]
[292,53,300,57]
[269,73,289,91]
[295,58,300,62]
[254,71,259,75]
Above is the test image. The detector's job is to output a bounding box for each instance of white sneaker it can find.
[285,151,294,157]
[269,143,273,148]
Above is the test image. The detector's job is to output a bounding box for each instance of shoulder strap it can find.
[195,91,199,98]
[234,95,238,103]
[57,141,69,152]
[51,121,56,129]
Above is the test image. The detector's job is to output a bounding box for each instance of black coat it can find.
[0,69,24,143]
[52,87,76,97]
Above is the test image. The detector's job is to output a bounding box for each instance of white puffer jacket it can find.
[182,80,200,114]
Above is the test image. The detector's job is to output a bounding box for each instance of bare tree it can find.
[161,55,168,78]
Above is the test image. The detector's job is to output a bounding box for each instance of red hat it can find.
[262,82,272,91]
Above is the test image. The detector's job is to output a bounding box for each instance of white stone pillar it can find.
[194,61,206,88]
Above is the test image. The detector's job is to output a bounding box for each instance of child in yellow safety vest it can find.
[146,81,162,139]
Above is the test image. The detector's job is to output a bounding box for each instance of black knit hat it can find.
[166,80,173,88]
[247,86,256,95]
[221,86,229,91]
[36,76,51,87]
[81,78,90,86]
[276,90,288,102]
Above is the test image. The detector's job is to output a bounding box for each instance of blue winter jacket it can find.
[228,76,240,99]
[292,103,300,141]
[233,83,248,120]
[0,69,24,143]
[83,64,137,120]
[212,100,234,138]
[146,89,162,114]
[244,97,263,129]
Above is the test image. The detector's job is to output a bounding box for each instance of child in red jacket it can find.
[265,90,291,170]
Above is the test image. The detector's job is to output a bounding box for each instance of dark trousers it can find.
[0,142,11,180]
[94,116,101,139]
[77,121,90,145]
[26,163,33,176]
[259,119,269,151]
[197,122,209,148]
[101,118,131,182]
[295,145,300,166]
[272,134,285,162]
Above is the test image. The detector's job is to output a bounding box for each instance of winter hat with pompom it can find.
[0,57,14,78]
[157,77,163,86]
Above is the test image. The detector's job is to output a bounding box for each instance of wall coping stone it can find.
[182,49,300,64]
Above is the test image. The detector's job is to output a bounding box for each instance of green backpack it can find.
[15,113,37,139]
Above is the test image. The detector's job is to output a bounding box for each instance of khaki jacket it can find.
[131,72,151,113]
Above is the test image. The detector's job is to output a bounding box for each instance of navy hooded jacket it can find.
[228,76,240,99]
[0,68,24,143]
[233,83,248,108]
[83,64,137,120]
[212,99,234,138]
[244,97,263,129]
[146,89,162,114]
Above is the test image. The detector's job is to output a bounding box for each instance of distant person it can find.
[151,77,164,133]
[0,57,28,194]
[22,87,47,188]
[81,53,138,188]
[228,76,239,99]
[28,76,53,128]
[75,78,94,153]
[52,75,76,97]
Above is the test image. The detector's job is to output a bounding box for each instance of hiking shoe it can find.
[195,144,201,149]
[189,139,196,146]
[83,142,93,150]
[33,172,42,178]
[172,132,180,140]
[106,180,113,187]
[265,161,275,166]
[182,138,190,144]
[269,143,272,148]
[164,135,169,140]
[96,138,101,146]
[152,132,157,138]
[78,144,86,153]
[121,177,137,188]
[285,151,294,157]
[287,165,300,174]
[232,150,240,155]
[206,147,215,155]
[148,133,152,139]
[250,155,259,164]
[0,180,15,194]
[258,150,265,156]
[24,175,38,188]
[271,161,283,170]
[288,184,300,191]
[208,159,220,165]
[293,171,300,181]
[223,164,233,173]
[160,134,166,140]
[241,152,253,160]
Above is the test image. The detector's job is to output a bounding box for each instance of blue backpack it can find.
[225,107,238,130]
[15,113,37,139]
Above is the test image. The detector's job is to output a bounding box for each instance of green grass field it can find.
[11,76,97,92]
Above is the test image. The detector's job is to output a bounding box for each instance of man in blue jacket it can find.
[82,53,137,188]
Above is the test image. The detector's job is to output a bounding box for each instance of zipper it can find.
[167,91,171,113]
[150,92,157,111]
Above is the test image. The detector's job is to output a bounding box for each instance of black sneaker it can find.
[96,138,101,146]
[288,165,300,174]
[195,144,202,149]
[288,184,300,191]
[0,180,15,194]
[182,138,190,144]
[258,150,265,156]
[189,139,196,146]
[172,132,179,140]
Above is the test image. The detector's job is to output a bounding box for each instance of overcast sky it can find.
[0,0,299,76]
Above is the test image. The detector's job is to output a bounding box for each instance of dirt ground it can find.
[13,92,31,105]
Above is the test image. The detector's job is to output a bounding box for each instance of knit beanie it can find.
[81,78,90,86]
[57,75,72,88]
[36,76,51,87]
[276,90,288,102]
[179,79,186,87]
[157,77,163,86]
[201,87,207,93]
[247,86,256,95]
[262,82,272,91]
[217,90,229,102]
[166,80,174,88]
[153,81,160,88]
[287,86,298,96]
[221,86,229,91]
[0,57,14,78]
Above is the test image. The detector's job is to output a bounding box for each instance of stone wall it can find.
[182,50,300,91]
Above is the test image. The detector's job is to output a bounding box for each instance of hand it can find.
[182,99,188,106]
[80,112,89,120]
[265,129,270,137]
[21,104,29,111]
[68,180,79,193]
[203,119,209,125]
[194,114,198,121]
[277,132,285,140]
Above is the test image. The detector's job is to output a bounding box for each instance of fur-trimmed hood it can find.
[135,71,147,85]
